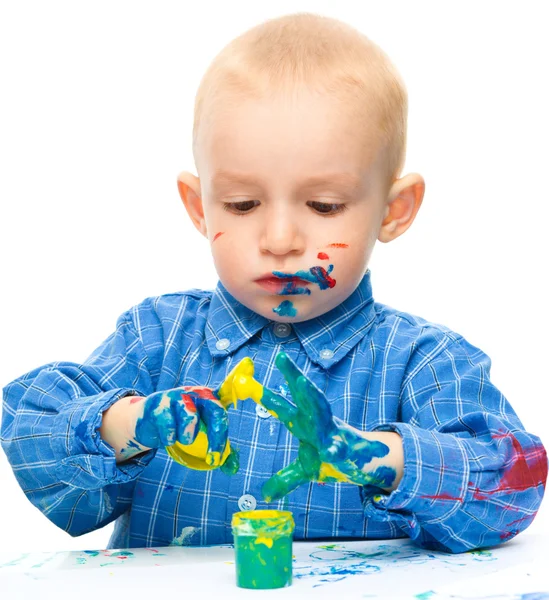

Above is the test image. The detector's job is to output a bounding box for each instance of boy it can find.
[1,12,546,553]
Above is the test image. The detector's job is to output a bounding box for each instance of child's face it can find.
[182,88,406,322]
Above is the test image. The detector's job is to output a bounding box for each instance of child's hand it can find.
[130,386,229,468]
[254,352,401,501]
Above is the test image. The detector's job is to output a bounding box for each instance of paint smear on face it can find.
[327,243,348,248]
[278,279,312,296]
[317,252,329,260]
[273,300,297,317]
[272,264,336,290]
[213,232,225,242]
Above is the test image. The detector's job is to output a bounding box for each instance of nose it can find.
[259,204,305,256]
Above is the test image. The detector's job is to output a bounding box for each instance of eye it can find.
[222,200,260,215]
[307,201,348,216]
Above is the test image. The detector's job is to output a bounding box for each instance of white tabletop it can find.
[0,533,546,599]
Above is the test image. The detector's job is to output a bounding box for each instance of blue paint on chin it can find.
[273,300,297,317]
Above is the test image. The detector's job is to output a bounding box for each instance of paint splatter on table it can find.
[0,534,545,599]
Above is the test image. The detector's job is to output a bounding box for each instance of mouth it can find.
[254,275,312,295]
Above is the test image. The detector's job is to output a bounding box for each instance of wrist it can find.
[100,395,152,462]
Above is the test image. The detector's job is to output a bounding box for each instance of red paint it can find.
[500,530,515,540]
[506,514,534,527]
[421,493,462,502]
[129,397,144,404]
[327,243,349,248]
[183,386,217,401]
[317,252,329,260]
[179,393,197,413]
[213,231,225,242]
[471,433,548,500]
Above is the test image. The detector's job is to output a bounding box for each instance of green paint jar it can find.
[231,510,295,589]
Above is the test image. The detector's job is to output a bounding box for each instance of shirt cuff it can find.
[52,388,157,490]
[364,422,470,522]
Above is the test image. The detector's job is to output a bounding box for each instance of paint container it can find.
[231,510,295,589]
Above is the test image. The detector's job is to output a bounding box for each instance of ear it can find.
[177,171,207,237]
[378,173,425,243]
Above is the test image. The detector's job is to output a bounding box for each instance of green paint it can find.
[231,510,294,589]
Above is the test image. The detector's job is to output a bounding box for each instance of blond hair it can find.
[193,12,407,189]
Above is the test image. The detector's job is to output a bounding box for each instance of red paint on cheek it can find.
[213,232,225,242]
[327,243,349,248]
[317,252,330,260]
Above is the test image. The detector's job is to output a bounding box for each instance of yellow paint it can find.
[254,537,274,548]
[232,509,282,528]
[318,461,352,483]
[166,357,269,470]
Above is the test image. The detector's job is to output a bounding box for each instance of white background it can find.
[0,1,547,552]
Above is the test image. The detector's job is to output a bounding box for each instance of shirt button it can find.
[215,338,230,351]
[273,322,292,338]
[255,404,271,419]
[319,348,334,360]
[238,494,257,511]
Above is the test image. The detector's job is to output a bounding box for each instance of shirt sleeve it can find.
[363,334,548,553]
[0,308,159,537]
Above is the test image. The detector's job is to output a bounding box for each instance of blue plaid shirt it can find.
[1,270,547,552]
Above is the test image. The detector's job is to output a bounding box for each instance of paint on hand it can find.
[232,510,294,589]
[273,300,297,317]
[254,352,395,501]
[165,357,269,471]
[134,387,228,467]
[272,264,336,290]
[213,232,225,242]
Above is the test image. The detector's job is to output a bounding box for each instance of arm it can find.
[0,310,157,537]
[365,335,547,552]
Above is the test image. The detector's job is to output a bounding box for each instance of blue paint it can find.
[272,264,336,290]
[273,300,297,317]
[134,387,228,466]
[278,281,312,296]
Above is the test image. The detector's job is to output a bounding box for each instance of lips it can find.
[255,275,311,294]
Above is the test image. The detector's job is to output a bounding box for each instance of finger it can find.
[295,375,333,429]
[194,398,229,467]
[259,387,297,425]
[173,392,200,445]
[135,392,177,448]
[261,456,311,503]
[274,352,304,401]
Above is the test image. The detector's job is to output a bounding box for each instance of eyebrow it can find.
[211,170,362,190]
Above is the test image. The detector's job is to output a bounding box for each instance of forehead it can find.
[198,90,383,189]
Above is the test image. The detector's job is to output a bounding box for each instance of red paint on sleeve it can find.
[471,433,548,500]
[420,493,462,502]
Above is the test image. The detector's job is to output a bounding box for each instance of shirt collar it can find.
[206,269,376,369]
